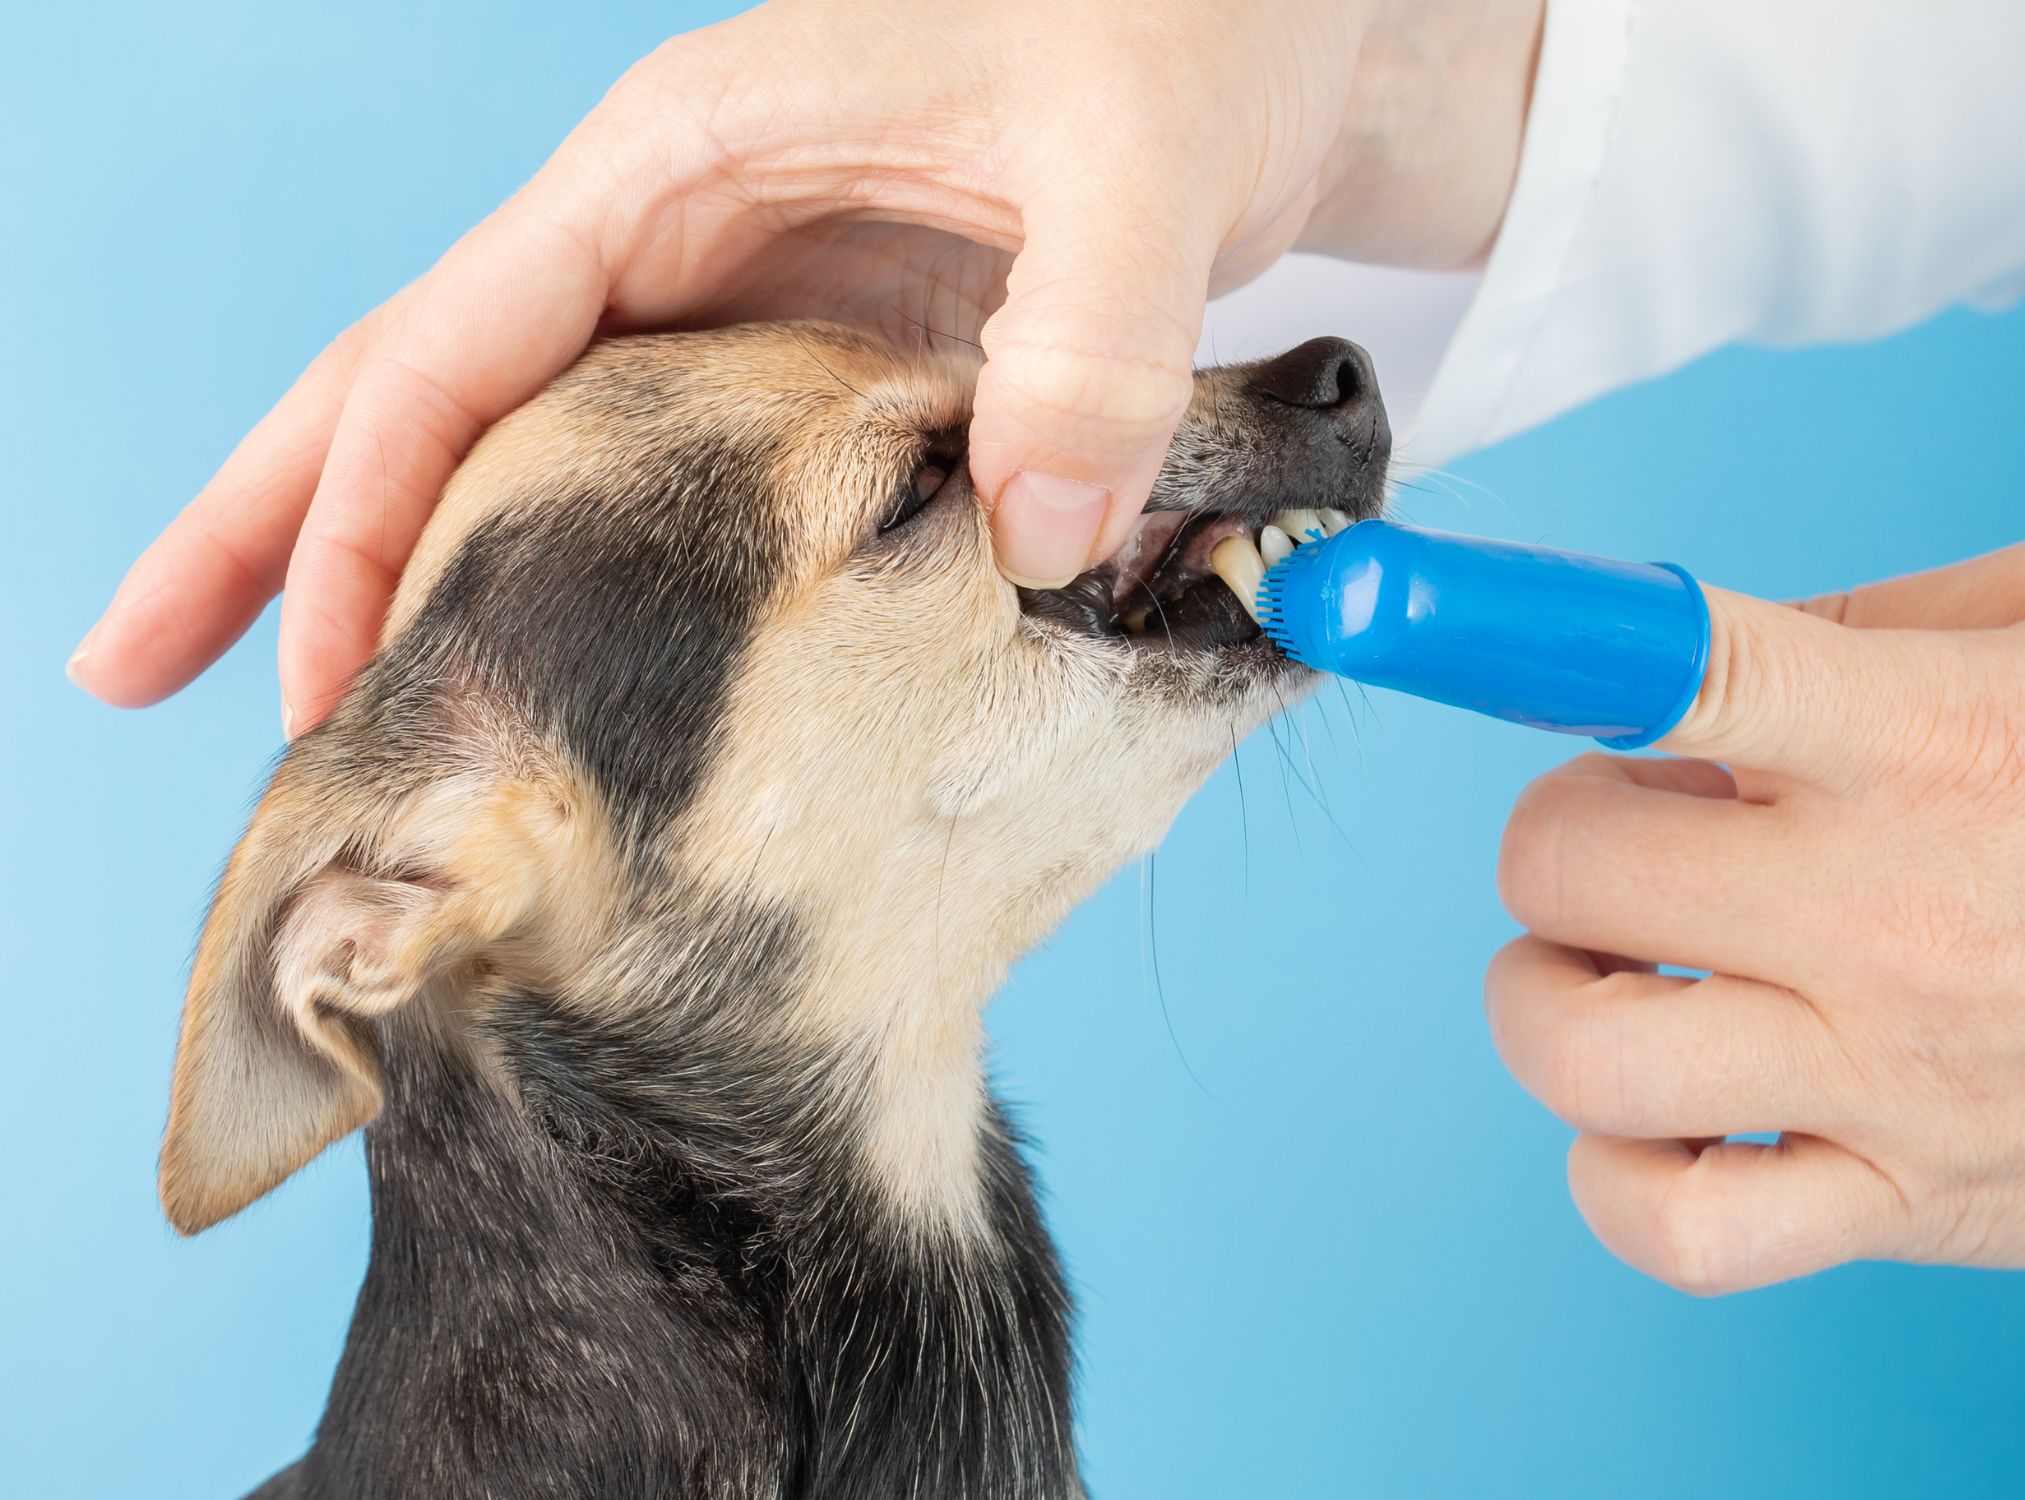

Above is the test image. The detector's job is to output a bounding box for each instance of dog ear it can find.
[159,749,554,1235]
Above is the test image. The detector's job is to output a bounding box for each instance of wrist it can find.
[1301,0,1545,270]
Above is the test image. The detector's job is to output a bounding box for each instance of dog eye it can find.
[879,451,958,533]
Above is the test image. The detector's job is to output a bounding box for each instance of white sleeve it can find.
[1406,0,2025,470]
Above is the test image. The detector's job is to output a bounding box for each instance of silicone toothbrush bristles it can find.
[1254,534,1334,662]
[1245,515,1360,662]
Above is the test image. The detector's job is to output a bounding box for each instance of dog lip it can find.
[1099,510,1191,612]
[1171,514,1254,579]
[1015,505,1267,652]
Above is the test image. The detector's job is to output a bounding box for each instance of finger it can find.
[1567,1132,1907,1295]
[1795,541,2025,631]
[1553,750,1738,800]
[1657,587,1937,791]
[279,192,608,731]
[974,183,1218,588]
[1497,753,1811,978]
[1485,937,1843,1138]
[69,318,379,707]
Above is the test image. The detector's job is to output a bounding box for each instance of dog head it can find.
[159,323,1389,1238]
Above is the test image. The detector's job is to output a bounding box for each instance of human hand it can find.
[69,0,1542,733]
[1489,544,2025,1294]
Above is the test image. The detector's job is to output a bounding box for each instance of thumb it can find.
[973,187,1217,588]
[1793,540,2025,631]
[1657,585,1937,790]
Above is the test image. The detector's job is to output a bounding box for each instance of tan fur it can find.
[661,368,1265,1236]
[161,747,626,1234]
[385,328,970,640]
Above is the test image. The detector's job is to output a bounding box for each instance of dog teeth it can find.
[1122,605,1152,635]
[1209,535,1267,625]
[1272,508,1325,542]
[1189,507,1360,632]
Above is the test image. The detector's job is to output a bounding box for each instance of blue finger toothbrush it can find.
[1253,519,1710,748]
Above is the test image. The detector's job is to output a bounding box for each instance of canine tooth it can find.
[1319,508,1352,536]
[1209,535,1267,625]
[1123,605,1151,634]
[1258,524,1295,567]
[1274,508,1324,542]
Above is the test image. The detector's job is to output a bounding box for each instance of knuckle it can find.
[1669,605,1770,752]
[309,309,396,390]
[1538,1017,1610,1129]
[1496,776,1577,930]
[1533,987,1640,1131]
[1563,750,1621,779]
[1651,1166,1746,1297]
[628,28,737,98]
[1865,637,2020,796]
[326,315,378,369]
[576,36,750,216]
[354,353,486,459]
[1793,589,1854,624]
[979,337,1195,441]
[1086,42,1192,109]
[1481,943,1520,1036]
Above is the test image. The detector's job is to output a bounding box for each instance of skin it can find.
[1491,547,2025,1293]
[66,0,1543,731]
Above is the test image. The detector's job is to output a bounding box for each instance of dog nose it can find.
[1247,337,1379,419]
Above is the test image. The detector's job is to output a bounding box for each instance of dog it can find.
[160,323,1390,1498]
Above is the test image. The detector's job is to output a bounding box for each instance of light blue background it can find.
[7,4,2024,1496]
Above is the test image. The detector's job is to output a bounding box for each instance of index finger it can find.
[1794,540,2025,631]
[278,197,610,730]
[1654,585,1930,793]
[68,314,380,707]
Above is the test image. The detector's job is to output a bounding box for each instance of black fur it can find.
[260,909,1075,1499]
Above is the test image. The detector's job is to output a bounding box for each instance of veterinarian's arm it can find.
[1489,543,2025,1293]
[66,0,1542,732]
[1407,0,2025,467]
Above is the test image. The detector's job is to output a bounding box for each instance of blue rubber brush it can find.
[1254,519,1711,748]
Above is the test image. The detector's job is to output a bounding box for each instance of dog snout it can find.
[1240,336,1389,518]
[1246,336,1377,420]
[1146,337,1392,522]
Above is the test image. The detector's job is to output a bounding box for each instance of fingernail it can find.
[65,629,96,690]
[282,700,297,740]
[992,470,1112,589]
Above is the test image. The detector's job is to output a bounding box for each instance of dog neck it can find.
[284,929,1083,1500]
